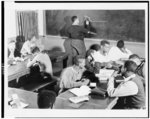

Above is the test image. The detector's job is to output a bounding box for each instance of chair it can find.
[37,90,56,109]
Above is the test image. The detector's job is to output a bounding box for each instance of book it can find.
[69,95,89,104]
[69,85,91,97]
[95,69,115,81]
[90,87,108,99]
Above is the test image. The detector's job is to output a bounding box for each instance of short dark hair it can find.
[129,54,140,59]
[38,90,56,109]
[71,16,78,22]
[90,44,100,51]
[124,60,138,73]
[73,55,85,66]
[31,46,40,54]
[100,40,110,46]
[117,40,124,48]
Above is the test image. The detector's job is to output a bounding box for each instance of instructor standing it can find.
[64,16,95,66]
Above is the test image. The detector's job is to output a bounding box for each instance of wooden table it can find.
[53,90,118,109]
[8,60,29,82]
[8,87,38,108]
[8,51,68,81]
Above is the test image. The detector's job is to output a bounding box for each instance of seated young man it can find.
[91,40,111,63]
[108,40,132,61]
[27,46,53,77]
[88,41,114,69]
[129,54,145,78]
[59,55,90,92]
[21,36,37,56]
[107,60,145,109]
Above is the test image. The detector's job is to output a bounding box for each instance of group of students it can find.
[59,39,146,109]
[59,15,145,109]
[8,15,146,109]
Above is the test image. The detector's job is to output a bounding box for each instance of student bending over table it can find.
[108,40,132,61]
[87,42,113,69]
[59,55,90,93]
[21,35,37,56]
[27,46,53,79]
[107,60,145,109]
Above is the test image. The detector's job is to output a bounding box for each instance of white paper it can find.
[69,96,89,104]
[95,69,115,80]
[69,85,91,97]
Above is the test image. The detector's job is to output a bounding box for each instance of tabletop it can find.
[53,89,118,109]
[8,87,38,108]
[8,51,68,81]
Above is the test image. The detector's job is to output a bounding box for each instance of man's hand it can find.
[105,62,113,69]
[82,79,90,85]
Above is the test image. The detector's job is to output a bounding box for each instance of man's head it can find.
[100,40,110,54]
[73,55,86,68]
[31,46,40,55]
[129,54,141,66]
[38,90,56,109]
[121,60,138,77]
[117,40,125,49]
[90,44,101,52]
[71,16,79,25]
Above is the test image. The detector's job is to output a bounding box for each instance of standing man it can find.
[64,16,95,66]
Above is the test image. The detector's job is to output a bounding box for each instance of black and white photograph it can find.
[2,1,149,118]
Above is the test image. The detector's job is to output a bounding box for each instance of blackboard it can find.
[45,10,145,42]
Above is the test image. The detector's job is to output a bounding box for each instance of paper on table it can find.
[95,69,115,81]
[69,95,89,104]
[20,102,29,108]
[9,101,29,108]
[69,85,91,97]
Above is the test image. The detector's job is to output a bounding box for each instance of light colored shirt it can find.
[91,51,110,63]
[21,40,36,55]
[27,53,53,75]
[59,66,86,89]
[107,74,138,97]
[108,46,132,61]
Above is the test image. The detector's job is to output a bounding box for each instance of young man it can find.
[38,90,56,109]
[59,55,90,92]
[27,46,53,76]
[91,40,111,63]
[21,36,37,56]
[129,54,145,78]
[107,60,145,109]
[108,40,132,61]
[64,16,95,66]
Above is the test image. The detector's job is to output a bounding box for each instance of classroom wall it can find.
[5,6,17,43]
[42,36,145,58]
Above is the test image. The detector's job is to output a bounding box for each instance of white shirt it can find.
[107,74,138,97]
[108,46,132,61]
[21,40,36,55]
[27,53,53,75]
[91,51,110,63]
[59,66,86,89]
